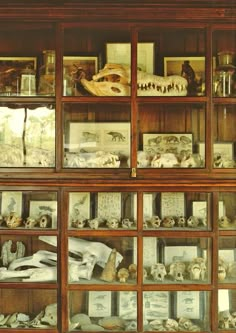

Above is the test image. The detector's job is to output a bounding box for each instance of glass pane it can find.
[0,104,55,167]
[0,190,58,229]
[0,235,57,282]
[63,103,131,168]
[0,288,57,329]
[138,103,206,168]
[213,105,236,169]
[143,192,211,230]
[69,290,137,331]
[63,25,131,97]
[219,237,236,283]
[218,289,236,329]
[68,191,137,230]
[143,237,211,284]
[68,236,137,284]
[218,192,236,230]
[143,291,210,331]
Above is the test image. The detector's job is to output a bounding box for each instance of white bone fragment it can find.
[1,240,25,266]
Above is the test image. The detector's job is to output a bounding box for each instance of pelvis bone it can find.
[81,63,188,96]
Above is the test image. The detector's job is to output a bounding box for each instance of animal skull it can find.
[24,217,38,228]
[106,218,119,229]
[218,215,232,228]
[176,216,186,227]
[188,257,206,280]
[187,216,200,228]
[121,218,134,228]
[150,263,167,281]
[218,310,232,329]
[6,212,22,228]
[162,216,175,228]
[39,214,52,228]
[41,303,57,326]
[150,215,162,228]
[169,261,186,281]
[81,63,188,97]
[71,218,86,228]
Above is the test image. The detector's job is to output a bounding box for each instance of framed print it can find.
[164,56,205,95]
[164,246,198,266]
[143,237,158,268]
[63,56,98,80]
[1,191,22,216]
[69,192,90,224]
[68,122,130,154]
[192,200,225,220]
[118,291,137,320]
[143,133,193,156]
[161,192,185,218]
[176,291,200,319]
[106,42,154,73]
[143,291,169,320]
[29,200,57,228]
[198,142,234,161]
[88,291,111,317]
[219,249,235,263]
[97,192,121,220]
[0,57,36,95]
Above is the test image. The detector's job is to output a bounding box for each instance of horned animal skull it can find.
[81,63,188,97]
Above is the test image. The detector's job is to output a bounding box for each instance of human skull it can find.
[41,303,57,326]
[150,263,167,281]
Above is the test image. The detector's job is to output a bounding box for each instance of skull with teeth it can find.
[81,63,188,97]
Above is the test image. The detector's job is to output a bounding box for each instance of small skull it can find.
[24,217,38,229]
[150,263,167,281]
[188,257,207,281]
[88,218,100,229]
[162,216,175,228]
[150,215,162,228]
[219,215,232,228]
[187,216,200,228]
[121,218,133,228]
[6,212,22,228]
[169,262,186,281]
[41,303,57,326]
[176,215,186,227]
[117,267,129,283]
[106,217,119,229]
[71,219,86,228]
[39,214,52,228]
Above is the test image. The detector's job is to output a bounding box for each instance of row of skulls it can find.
[0,212,52,228]
[145,257,207,282]
[144,215,206,228]
[71,217,135,229]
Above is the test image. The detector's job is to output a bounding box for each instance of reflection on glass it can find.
[143,192,211,230]
[143,291,210,331]
[69,290,137,331]
[68,237,137,284]
[143,237,211,284]
[68,192,137,230]
[0,105,55,167]
[218,289,236,329]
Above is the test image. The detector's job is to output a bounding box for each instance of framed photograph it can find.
[97,192,121,220]
[161,192,185,218]
[68,122,130,154]
[118,291,137,320]
[198,142,234,161]
[1,191,23,217]
[164,56,205,95]
[0,57,37,95]
[143,133,193,156]
[69,192,90,224]
[164,245,199,266]
[106,42,155,73]
[143,291,169,320]
[88,291,112,317]
[176,291,200,319]
[29,200,57,228]
[192,200,225,220]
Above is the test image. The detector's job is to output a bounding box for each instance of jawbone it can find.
[81,63,188,96]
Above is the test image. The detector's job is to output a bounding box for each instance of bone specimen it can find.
[100,248,117,282]
[81,64,188,96]
[6,212,22,228]
[169,261,186,281]
[1,240,25,266]
[117,267,129,282]
[41,303,57,326]
[151,263,167,281]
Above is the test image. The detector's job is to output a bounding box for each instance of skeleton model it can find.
[0,236,123,282]
[81,63,188,97]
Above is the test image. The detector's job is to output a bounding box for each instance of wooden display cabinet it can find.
[0,1,235,332]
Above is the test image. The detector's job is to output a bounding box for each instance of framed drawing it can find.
[143,237,158,268]
[176,291,200,319]
[68,122,130,154]
[143,291,169,320]
[63,56,98,81]
[192,200,225,220]
[118,291,137,320]
[1,191,22,216]
[29,200,57,228]
[161,192,185,218]
[164,56,205,95]
[143,133,193,156]
[164,245,199,266]
[88,291,112,317]
[97,192,121,220]
[0,57,36,95]
[106,42,155,73]
[198,142,234,161]
[69,192,90,224]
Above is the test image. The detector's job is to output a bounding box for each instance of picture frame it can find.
[106,42,155,73]
[192,200,225,220]
[63,56,98,80]
[164,56,205,95]
[69,192,90,225]
[1,191,23,217]
[198,142,234,161]
[118,291,137,320]
[161,192,185,218]
[143,237,158,268]
[29,200,57,228]
[97,192,121,220]
[68,122,130,154]
[164,245,199,266]
[88,291,112,317]
[218,289,230,312]
[176,291,201,319]
[0,57,37,95]
[143,291,169,320]
[143,133,193,156]
[219,249,236,263]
